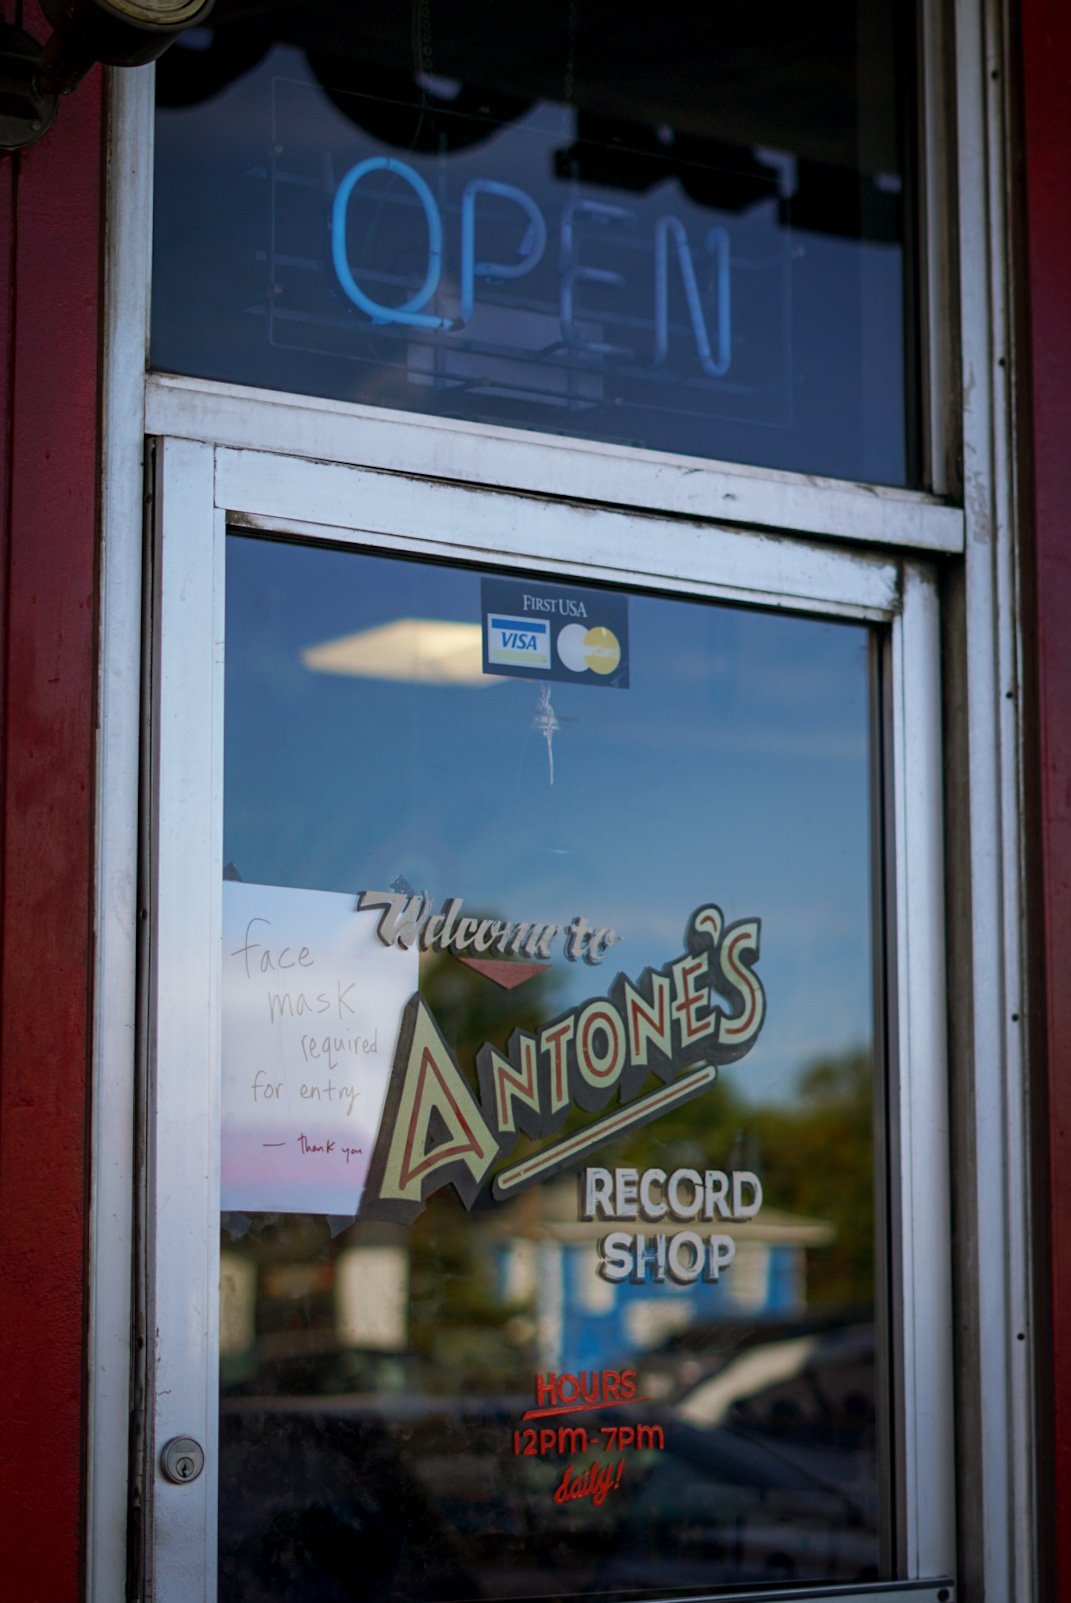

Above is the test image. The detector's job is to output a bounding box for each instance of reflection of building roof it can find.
[476,1176,836,1248]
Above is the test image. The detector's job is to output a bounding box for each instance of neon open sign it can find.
[330,155,732,379]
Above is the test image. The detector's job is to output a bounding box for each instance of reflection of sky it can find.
[225,535,875,1106]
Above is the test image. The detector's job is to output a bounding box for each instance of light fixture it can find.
[302,618,503,688]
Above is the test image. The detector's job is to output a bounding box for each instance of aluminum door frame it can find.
[140,434,952,1600]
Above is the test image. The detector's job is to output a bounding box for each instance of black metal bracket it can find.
[0,0,214,152]
[0,26,59,151]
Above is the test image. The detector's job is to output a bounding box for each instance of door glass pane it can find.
[154,0,915,485]
[218,534,889,1599]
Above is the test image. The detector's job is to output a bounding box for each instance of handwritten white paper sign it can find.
[221,881,417,1215]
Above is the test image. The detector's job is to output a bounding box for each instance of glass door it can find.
[143,438,953,1602]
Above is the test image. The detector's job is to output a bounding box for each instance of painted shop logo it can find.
[357,889,620,966]
[581,1164,762,1285]
[358,902,765,1223]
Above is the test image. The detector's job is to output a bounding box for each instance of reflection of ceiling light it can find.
[301,619,501,686]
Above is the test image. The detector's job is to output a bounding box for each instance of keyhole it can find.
[162,1436,203,1484]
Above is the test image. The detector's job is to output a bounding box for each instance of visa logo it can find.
[487,614,551,670]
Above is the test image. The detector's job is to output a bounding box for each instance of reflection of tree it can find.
[615,1048,875,1309]
[615,1075,748,1173]
[408,1194,529,1390]
[406,948,561,1391]
[749,1050,875,1308]
[419,945,560,1068]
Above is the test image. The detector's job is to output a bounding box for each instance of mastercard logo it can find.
[557,623,622,677]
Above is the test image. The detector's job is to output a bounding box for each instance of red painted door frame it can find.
[1019,0,1071,1598]
[0,2,104,1596]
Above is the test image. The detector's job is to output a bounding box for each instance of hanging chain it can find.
[564,0,578,105]
[412,0,434,78]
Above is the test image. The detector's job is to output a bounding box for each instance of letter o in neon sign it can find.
[331,156,450,329]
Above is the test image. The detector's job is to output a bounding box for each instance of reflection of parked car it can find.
[221,1320,882,1600]
[220,1406,478,1603]
[224,1337,430,1399]
[677,1322,875,1431]
[592,1322,881,1592]
[634,1306,874,1402]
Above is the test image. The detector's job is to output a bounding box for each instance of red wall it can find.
[0,3,103,1595]
[1020,1,1071,1598]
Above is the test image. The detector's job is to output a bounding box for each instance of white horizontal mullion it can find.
[147,373,964,554]
[215,446,902,618]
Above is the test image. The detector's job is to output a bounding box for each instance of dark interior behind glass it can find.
[153,0,916,484]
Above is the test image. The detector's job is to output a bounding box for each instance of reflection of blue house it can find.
[482,1181,835,1373]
